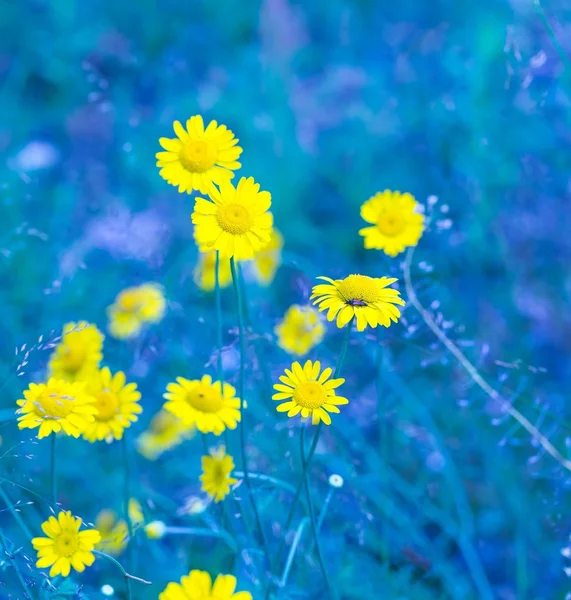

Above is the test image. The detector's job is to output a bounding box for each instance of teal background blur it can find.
[1,1,571,599]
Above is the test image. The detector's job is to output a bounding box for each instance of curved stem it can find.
[268,320,354,598]
[0,484,34,540]
[301,426,333,599]
[403,247,571,472]
[377,331,390,568]
[121,435,134,565]
[230,257,272,573]
[215,250,227,446]
[93,550,133,599]
[50,435,57,507]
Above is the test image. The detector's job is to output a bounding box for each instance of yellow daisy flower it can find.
[136,409,194,460]
[191,177,273,260]
[272,360,348,425]
[16,379,97,439]
[200,446,238,503]
[275,304,325,356]
[358,189,424,257]
[193,249,233,292]
[159,570,252,600]
[163,375,241,436]
[156,115,242,195]
[82,367,142,443]
[32,511,101,578]
[311,274,406,332]
[107,283,166,340]
[252,227,283,286]
[48,321,104,382]
[95,509,128,556]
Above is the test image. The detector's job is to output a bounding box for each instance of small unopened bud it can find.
[144,520,166,539]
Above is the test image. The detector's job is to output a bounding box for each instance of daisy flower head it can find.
[136,409,194,460]
[159,570,252,600]
[48,321,104,382]
[272,360,348,425]
[275,304,325,357]
[107,283,166,340]
[359,189,424,257]
[163,375,241,435]
[32,511,101,578]
[200,446,238,503]
[311,274,405,332]
[193,249,233,292]
[95,509,128,556]
[82,367,142,443]
[251,227,283,285]
[16,378,97,439]
[191,177,273,260]
[156,115,242,195]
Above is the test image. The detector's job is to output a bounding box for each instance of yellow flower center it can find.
[293,381,327,409]
[37,389,74,419]
[377,212,406,237]
[180,140,217,173]
[54,531,79,557]
[118,291,142,314]
[216,203,253,235]
[60,342,86,373]
[187,384,224,413]
[211,462,227,485]
[94,390,120,421]
[336,274,382,307]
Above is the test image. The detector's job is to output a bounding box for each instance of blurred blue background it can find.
[1,0,571,598]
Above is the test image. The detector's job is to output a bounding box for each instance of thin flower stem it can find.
[0,531,34,599]
[121,434,134,566]
[215,251,229,449]
[0,483,34,540]
[50,435,57,507]
[234,471,297,495]
[268,320,354,598]
[300,425,334,599]
[230,257,272,574]
[279,518,309,587]
[377,332,390,569]
[93,550,135,599]
[163,525,237,551]
[201,434,209,454]
[403,247,571,473]
[532,0,571,71]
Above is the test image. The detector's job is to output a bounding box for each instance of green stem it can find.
[377,332,390,569]
[93,550,133,599]
[269,320,353,597]
[300,426,334,599]
[215,252,230,449]
[50,435,57,507]
[532,0,571,71]
[230,257,272,573]
[121,435,134,565]
[0,484,34,540]
[0,532,34,599]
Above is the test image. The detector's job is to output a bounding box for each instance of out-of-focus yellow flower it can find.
[82,368,142,443]
[95,509,128,556]
[32,511,100,578]
[156,115,242,195]
[159,570,252,600]
[16,379,97,439]
[136,409,194,460]
[251,227,283,286]
[128,498,145,531]
[48,321,104,382]
[107,283,166,340]
[274,304,325,356]
[191,177,273,260]
[163,375,241,436]
[358,190,424,257]
[273,360,348,426]
[311,274,405,332]
[193,250,233,292]
[200,446,237,503]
